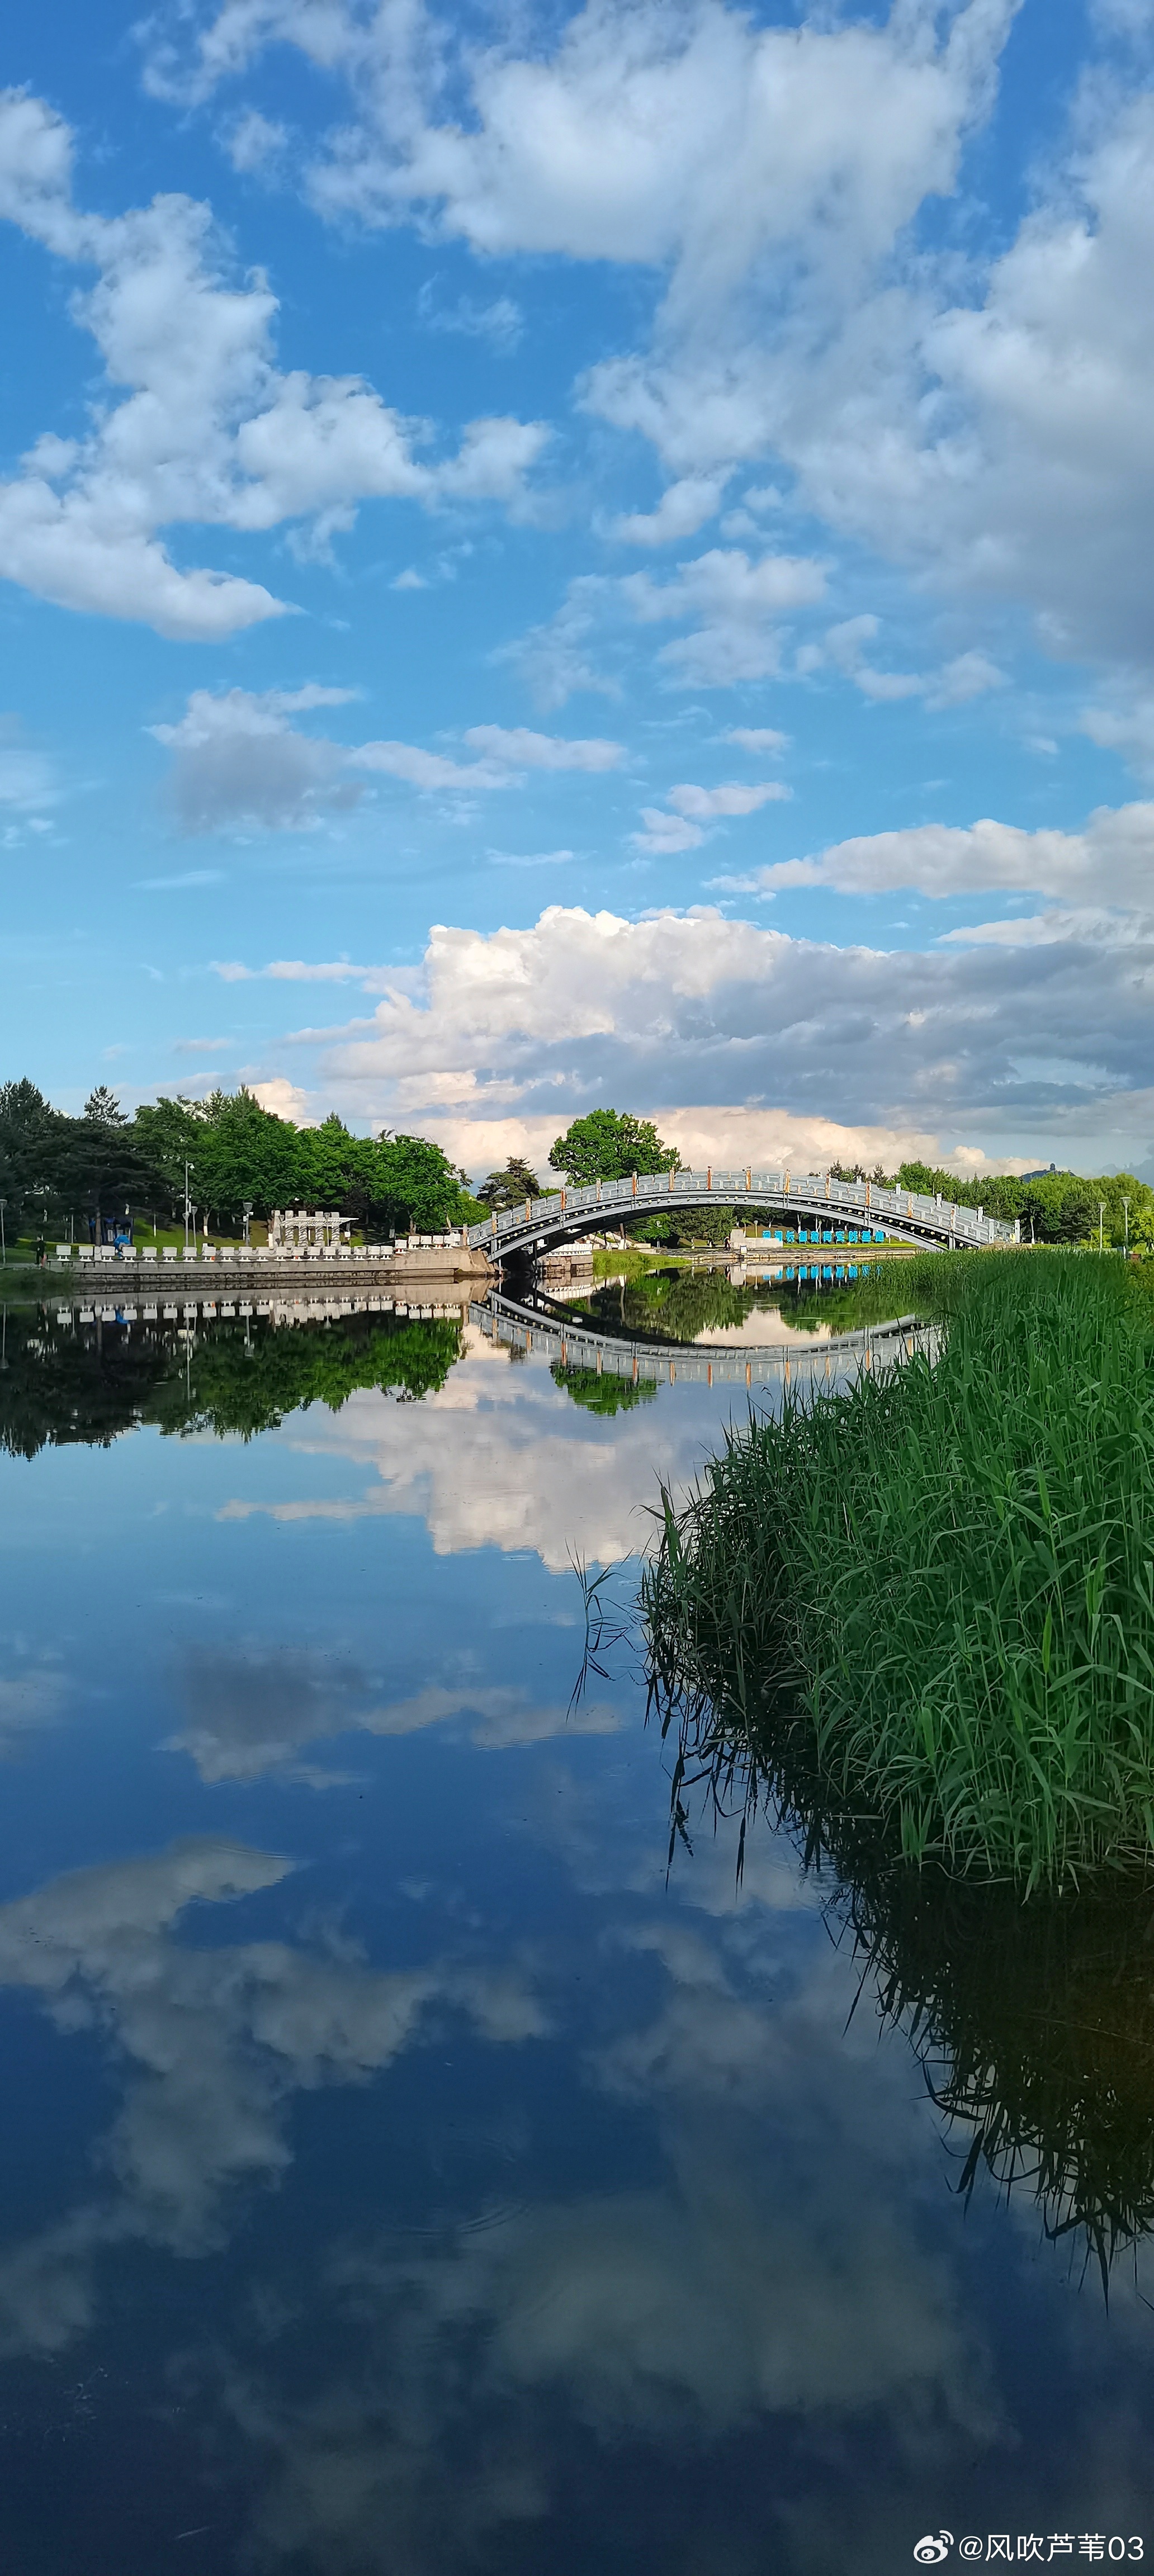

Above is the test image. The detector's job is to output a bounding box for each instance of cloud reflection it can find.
[220,1327,739,1570]
[167,1646,621,1783]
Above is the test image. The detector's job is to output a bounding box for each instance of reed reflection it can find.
[649,1664,1154,2289]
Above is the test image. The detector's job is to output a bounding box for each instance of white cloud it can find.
[462,726,623,773]
[668,779,789,818]
[280,893,1154,1167]
[494,576,618,711]
[150,690,626,830]
[150,686,363,832]
[0,715,56,812]
[810,618,1006,709]
[727,799,1154,906]
[216,1318,761,1568]
[351,738,508,792]
[134,2,1154,676]
[214,956,370,982]
[927,649,1007,709]
[247,1075,313,1120]
[724,727,788,755]
[154,0,1011,335]
[623,548,827,686]
[223,107,288,172]
[0,90,549,638]
[417,280,524,351]
[1082,690,1154,775]
[608,476,728,547]
[630,771,791,849]
[630,807,704,854]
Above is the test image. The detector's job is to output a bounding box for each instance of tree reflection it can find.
[0,1306,464,1456]
[574,1262,922,1346]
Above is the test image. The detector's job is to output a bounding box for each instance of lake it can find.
[0,1286,1151,2574]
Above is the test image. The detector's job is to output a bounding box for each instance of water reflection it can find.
[0,1299,1152,2568]
[559,1258,918,1347]
[656,1649,1154,2286]
[0,1303,461,1458]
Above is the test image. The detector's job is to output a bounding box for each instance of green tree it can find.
[367,1133,476,1234]
[84,1085,127,1126]
[48,1117,159,1247]
[548,1110,680,1186]
[476,1158,541,1210]
[0,1080,63,1226]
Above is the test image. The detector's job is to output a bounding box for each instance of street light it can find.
[0,1199,6,1268]
[184,1160,191,1254]
[1099,1200,1106,1255]
[1124,1194,1131,1259]
[242,1199,253,1248]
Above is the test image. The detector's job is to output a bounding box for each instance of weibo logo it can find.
[914,2540,954,2565]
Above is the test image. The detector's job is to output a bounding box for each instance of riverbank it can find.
[644,1252,1154,1891]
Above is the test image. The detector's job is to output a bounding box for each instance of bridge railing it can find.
[467,1168,1017,1252]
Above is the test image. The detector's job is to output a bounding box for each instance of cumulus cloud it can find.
[0,90,550,638]
[584,64,1154,671]
[276,892,1154,1168]
[133,0,1154,675]
[148,0,1011,334]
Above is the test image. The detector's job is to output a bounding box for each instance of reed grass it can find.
[642,1253,1154,1889]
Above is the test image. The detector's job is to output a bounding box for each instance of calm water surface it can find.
[0,1292,1152,2574]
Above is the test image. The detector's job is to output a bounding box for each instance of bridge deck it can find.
[469,1167,1015,1261]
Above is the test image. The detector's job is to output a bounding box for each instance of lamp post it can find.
[1099,1201,1106,1255]
[1124,1195,1131,1259]
[0,1199,6,1268]
[183,1161,191,1254]
[242,1199,253,1248]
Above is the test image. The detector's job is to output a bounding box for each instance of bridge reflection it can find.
[472,1287,938,1388]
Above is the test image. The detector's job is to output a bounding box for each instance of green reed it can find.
[642,1253,1154,1890]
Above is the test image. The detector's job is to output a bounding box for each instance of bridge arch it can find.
[467,1167,1017,1263]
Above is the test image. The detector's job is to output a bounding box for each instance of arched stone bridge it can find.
[467,1167,1018,1262]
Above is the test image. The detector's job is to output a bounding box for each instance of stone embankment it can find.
[10,1243,495,1298]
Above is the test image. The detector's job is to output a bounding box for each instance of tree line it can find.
[485,1114,1154,1252]
[0,1081,484,1242]
[2,1081,1146,1252]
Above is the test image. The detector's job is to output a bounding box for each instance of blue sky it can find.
[2,0,1153,1178]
